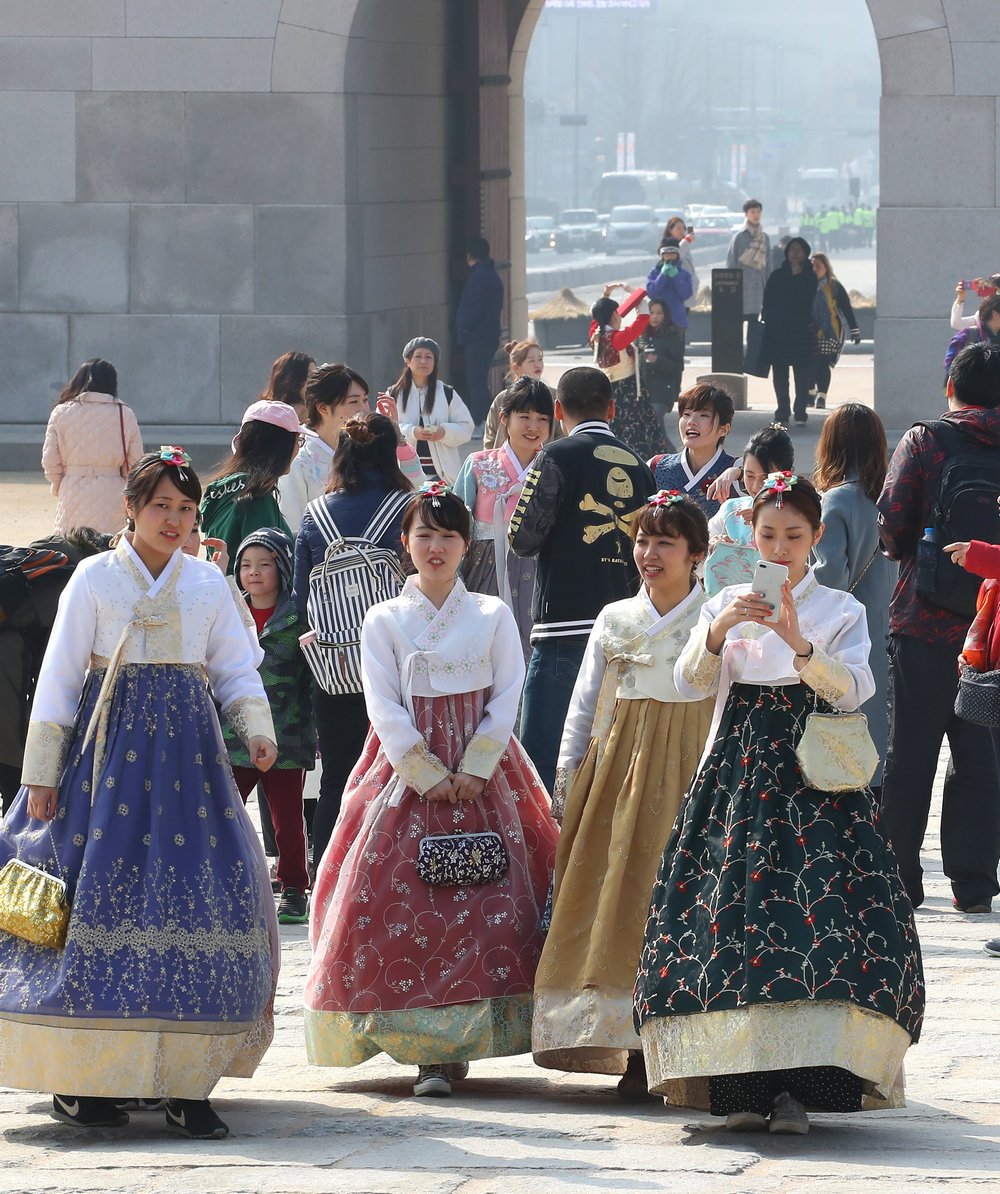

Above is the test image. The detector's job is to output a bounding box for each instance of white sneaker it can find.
[769,1091,809,1134]
[413,1065,452,1097]
[726,1110,768,1131]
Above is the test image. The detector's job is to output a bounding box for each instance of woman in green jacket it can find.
[200,400,301,573]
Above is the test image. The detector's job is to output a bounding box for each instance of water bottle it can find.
[915,526,939,596]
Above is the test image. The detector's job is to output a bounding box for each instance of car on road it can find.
[691,213,743,245]
[551,208,603,254]
[525,216,556,252]
[603,204,659,256]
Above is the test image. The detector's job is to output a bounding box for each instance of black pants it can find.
[462,339,498,425]
[312,688,370,868]
[0,763,21,815]
[771,363,813,421]
[881,634,1000,908]
[814,359,833,395]
[709,1067,863,1116]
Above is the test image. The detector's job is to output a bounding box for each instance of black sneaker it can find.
[164,1098,229,1139]
[983,938,1000,957]
[115,1097,167,1110]
[52,1094,129,1128]
[277,887,309,924]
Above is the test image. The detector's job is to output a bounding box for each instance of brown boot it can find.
[616,1050,655,1102]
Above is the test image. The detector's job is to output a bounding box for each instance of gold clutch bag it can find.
[0,832,70,950]
[795,710,879,793]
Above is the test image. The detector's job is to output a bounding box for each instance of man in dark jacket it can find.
[456,236,504,426]
[877,342,1000,913]
[509,365,655,797]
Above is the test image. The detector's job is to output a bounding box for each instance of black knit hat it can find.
[234,526,294,593]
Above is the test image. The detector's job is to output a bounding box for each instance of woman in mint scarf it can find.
[810,254,860,409]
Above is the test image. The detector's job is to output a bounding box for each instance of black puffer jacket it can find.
[761,263,818,367]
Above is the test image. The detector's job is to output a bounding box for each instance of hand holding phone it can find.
[750,560,789,624]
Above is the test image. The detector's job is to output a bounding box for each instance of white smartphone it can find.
[750,560,788,624]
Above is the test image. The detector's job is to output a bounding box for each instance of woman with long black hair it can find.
[388,337,473,485]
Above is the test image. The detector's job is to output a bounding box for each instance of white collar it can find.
[681,445,724,490]
[502,441,532,483]
[641,582,702,636]
[568,420,614,438]
[121,535,181,599]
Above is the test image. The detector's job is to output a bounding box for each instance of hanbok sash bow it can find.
[591,637,656,754]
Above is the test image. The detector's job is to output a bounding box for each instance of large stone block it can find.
[874,318,952,431]
[0,315,69,419]
[70,315,222,424]
[0,206,17,311]
[876,207,1000,318]
[865,0,945,40]
[271,24,348,94]
[953,43,1000,95]
[347,0,444,45]
[0,93,75,202]
[878,28,954,96]
[220,317,348,421]
[354,146,446,207]
[77,93,185,203]
[362,201,447,259]
[275,0,355,36]
[124,0,282,37]
[354,95,447,150]
[344,37,445,96]
[185,94,346,204]
[0,0,123,36]
[361,252,447,316]
[254,206,346,315]
[880,97,994,207]
[942,0,1000,41]
[92,37,273,93]
[0,37,91,90]
[131,205,254,314]
[19,204,130,313]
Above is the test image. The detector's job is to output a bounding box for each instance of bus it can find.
[596,171,685,217]
[791,168,850,213]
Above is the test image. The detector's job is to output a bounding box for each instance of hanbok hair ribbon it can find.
[418,480,452,506]
[761,470,798,509]
[647,489,685,508]
[159,445,192,480]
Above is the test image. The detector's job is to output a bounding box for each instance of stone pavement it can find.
[0,751,998,1193]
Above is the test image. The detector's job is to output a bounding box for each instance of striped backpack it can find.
[301,491,410,694]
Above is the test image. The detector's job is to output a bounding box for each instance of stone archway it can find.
[506,2,977,430]
[0,1,991,456]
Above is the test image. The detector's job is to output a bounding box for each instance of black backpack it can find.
[914,420,1000,619]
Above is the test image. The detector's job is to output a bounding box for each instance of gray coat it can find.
[726,226,772,316]
[677,240,700,306]
[812,476,891,786]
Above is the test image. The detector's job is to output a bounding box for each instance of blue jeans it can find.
[520,638,588,796]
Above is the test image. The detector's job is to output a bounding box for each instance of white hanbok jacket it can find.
[674,568,875,771]
[360,577,524,795]
[22,538,272,788]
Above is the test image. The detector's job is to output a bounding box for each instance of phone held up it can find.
[750,559,788,624]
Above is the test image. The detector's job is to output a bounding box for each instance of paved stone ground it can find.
[3,392,999,1191]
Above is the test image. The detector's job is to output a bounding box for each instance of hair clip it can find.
[647,489,685,508]
[761,470,798,508]
[418,479,452,506]
[159,445,191,479]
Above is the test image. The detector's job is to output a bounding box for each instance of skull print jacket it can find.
[508,421,655,643]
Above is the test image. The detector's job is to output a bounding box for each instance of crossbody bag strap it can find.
[848,547,880,593]
[118,403,130,478]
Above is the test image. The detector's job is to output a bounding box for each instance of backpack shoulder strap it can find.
[913,419,969,456]
[442,383,454,407]
[362,490,410,544]
[305,496,343,546]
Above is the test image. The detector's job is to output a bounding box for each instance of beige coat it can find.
[41,392,144,534]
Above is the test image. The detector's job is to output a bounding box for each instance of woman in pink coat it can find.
[42,359,144,535]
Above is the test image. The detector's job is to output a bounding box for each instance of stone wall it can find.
[1,0,999,456]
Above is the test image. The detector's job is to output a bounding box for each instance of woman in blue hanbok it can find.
[0,449,280,1140]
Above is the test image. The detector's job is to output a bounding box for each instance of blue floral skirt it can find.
[0,664,279,1099]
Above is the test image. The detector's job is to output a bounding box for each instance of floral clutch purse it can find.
[704,509,758,597]
[795,710,879,793]
[0,825,70,950]
[416,797,509,888]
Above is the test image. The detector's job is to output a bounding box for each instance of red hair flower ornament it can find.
[158,445,192,480]
[418,479,452,507]
[761,470,798,509]
[647,489,684,508]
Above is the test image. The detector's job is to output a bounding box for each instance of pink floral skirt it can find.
[304,690,559,1067]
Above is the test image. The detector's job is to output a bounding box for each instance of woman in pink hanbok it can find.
[454,378,554,659]
[304,484,558,1099]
